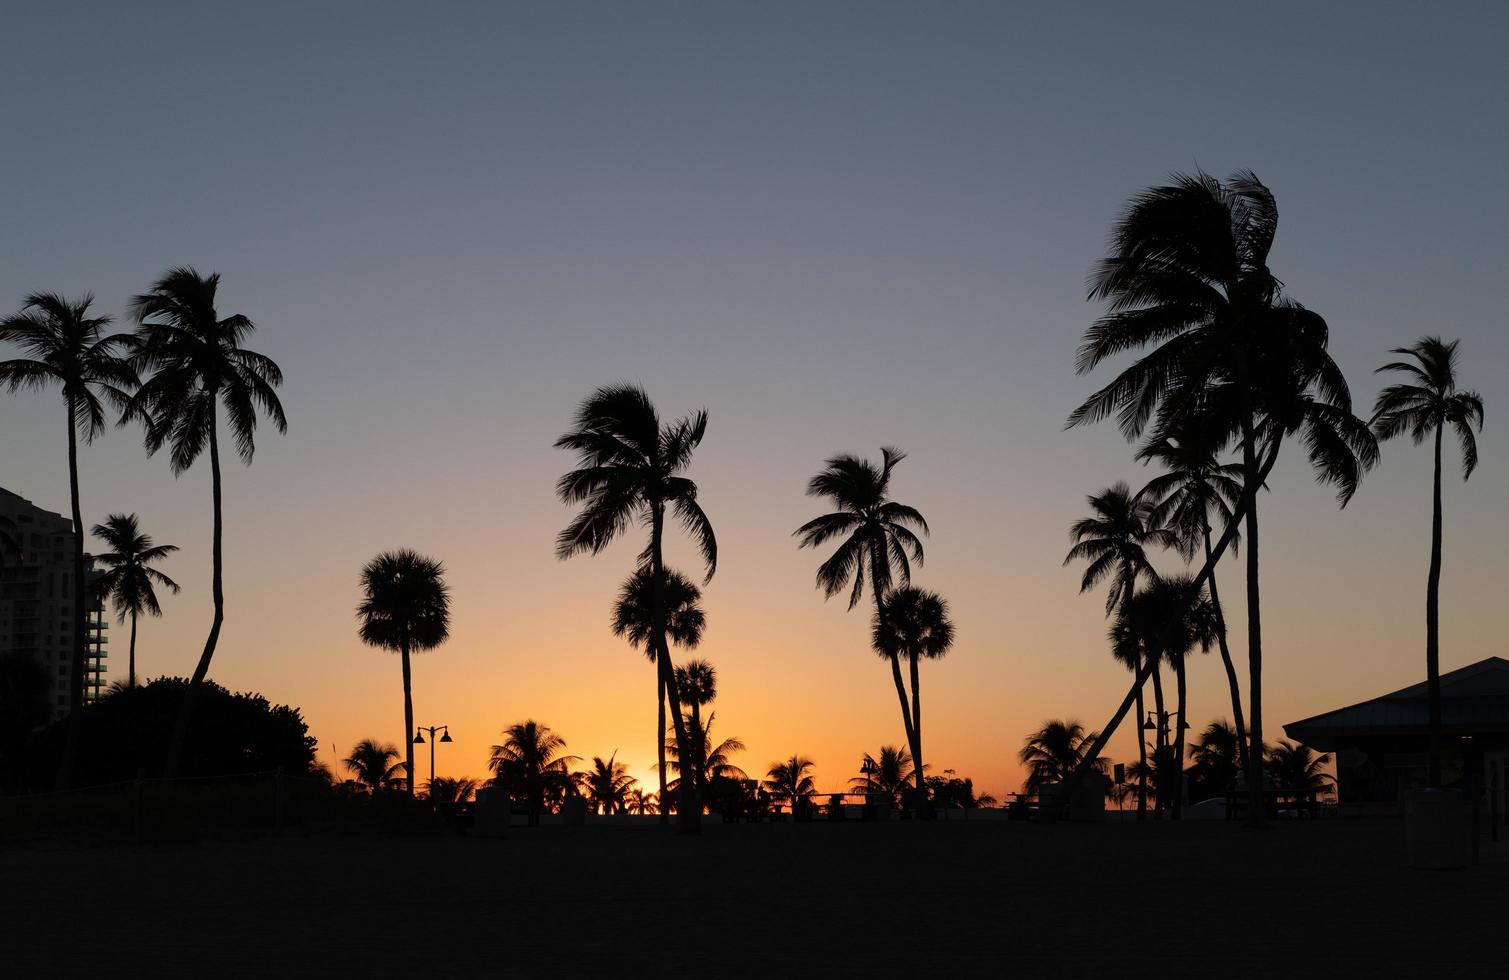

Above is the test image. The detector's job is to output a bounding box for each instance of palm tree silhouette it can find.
[1068,172,1377,823]
[0,293,136,728]
[125,268,286,778]
[90,514,180,689]
[1138,428,1250,778]
[1019,720,1109,795]
[764,755,817,817]
[796,447,928,800]
[344,739,405,793]
[356,550,451,796]
[1372,337,1484,787]
[1187,720,1244,799]
[612,566,705,823]
[1064,482,1171,817]
[1266,740,1334,798]
[665,712,747,800]
[424,775,478,805]
[582,753,638,815]
[674,658,717,789]
[489,720,580,826]
[848,745,916,806]
[871,586,953,802]
[556,383,716,834]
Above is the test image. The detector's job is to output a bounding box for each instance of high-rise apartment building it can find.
[0,487,109,719]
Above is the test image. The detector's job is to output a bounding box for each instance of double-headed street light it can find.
[413,725,452,794]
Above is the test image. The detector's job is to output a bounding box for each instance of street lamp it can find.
[413,725,452,795]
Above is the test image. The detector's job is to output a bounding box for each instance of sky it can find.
[2,1,1506,800]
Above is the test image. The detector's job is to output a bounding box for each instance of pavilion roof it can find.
[1283,657,1509,749]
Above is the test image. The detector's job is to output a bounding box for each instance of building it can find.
[1283,657,1509,821]
[0,487,109,719]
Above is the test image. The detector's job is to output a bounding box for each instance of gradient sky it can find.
[3,1,1506,799]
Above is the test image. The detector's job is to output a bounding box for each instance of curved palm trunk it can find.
[656,667,668,824]
[874,575,920,810]
[1425,424,1444,786]
[401,637,415,796]
[1133,662,1148,819]
[1172,654,1187,819]
[166,410,225,778]
[1204,526,1250,777]
[909,651,925,802]
[651,505,699,833]
[128,610,138,689]
[1240,416,1267,826]
[55,398,87,790]
[1150,660,1167,816]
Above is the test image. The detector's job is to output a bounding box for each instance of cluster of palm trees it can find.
[1,270,286,782]
[1059,170,1483,822]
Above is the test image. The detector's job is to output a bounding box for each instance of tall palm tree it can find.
[356,550,451,796]
[489,720,580,827]
[1064,482,1171,817]
[126,268,286,777]
[90,514,180,689]
[1372,337,1484,787]
[344,739,405,793]
[612,566,705,823]
[556,383,716,834]
[664,712,747,799]
[0,293,136,725]
[1019,720,1108,795]
[581,753,638,815]
[1266,740,1335,797]
[848,745,917,806]
[674,658,717,788]
[764,755,817,816]
[1067,172,1377,823]
[871,586,953,800]
[796,448,928,793]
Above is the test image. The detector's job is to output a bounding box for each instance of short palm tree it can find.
[665,712,747,799]
[871,586,953,800]
[848,745,916,806]
[489,720,580,826]
[90,514,180,689]
[126,268,286,777]
[0,292,137,721]
[1019,720,1108,795]
[356,550,451,796]
[582,753,637,815]
[1372,337,1484,787]
[612,566,705,822]
[344,739,405,793]
[556,383,716,833]
[1266,740,1334,797]
[764,755,817,816]
[627,788,658,815]
[796,447,928,790]
[1187,720,1242,799]
[425,776,478,805]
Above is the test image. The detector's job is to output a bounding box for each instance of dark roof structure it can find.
[1283,657,1509,750]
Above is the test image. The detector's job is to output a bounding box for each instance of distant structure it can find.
[0,487,109,718]
[1284,657,1509,818]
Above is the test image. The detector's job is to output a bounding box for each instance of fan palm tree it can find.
[1064,482,1171,816]
[581,753,638,815]
[0,293,137,724]
[871,586,953,801]
[1372,337,1484,787]
[1187,720,1242,799]
[556,383,716,833]
[1067,172,1377,823]
[627,788,658,815]
[425,776,478,805]
[674,658,717,786]
[356,550,451,796]
[795,447,928,787]
[489,720,580,827]
[90,514,180,689]
[612,566,705,822]
[1019,720,1109,795]
[848,745,917,806]
[344,739,405,793]
[1266,740,1334,797]
[125,268,286,778]
[764,755,817,816]
[665,712,747,799]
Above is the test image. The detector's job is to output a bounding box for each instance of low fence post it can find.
[274,766,286,832]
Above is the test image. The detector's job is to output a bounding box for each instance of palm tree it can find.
[344,739,405,793]
[764,755,817,816]
[612,566,705,823]
[1064,482,1171,816]
[1067,172,1377,823]
[126,268,286,778]
[665,712,747,799]
[1187,720,1242,800]
[848,745,916,806]
[425,776,478,806]
[1372,337,1484,787]
[0,293,136,726]
[1019,720,1109,795]
[90,514,180,689]
[674,658,717,788]
[489,720,580,826]
[1266,740,1334,798]
[556,383,716,833]
[795,448,928,794]
[627,788,658,815]
[871,586,953,801]
[356,550,451,796]
[582,753,638,815]
[1138,428,1250,779]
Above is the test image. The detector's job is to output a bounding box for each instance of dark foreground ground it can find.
[3,817,1505,978]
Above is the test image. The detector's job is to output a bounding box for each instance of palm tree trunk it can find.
[874,580,920,804]
[656,666,668,824]
[651,504,699,833]
[1204,526,1250,778]
[1426,423,1444,786]
[1173,654,1187,819]
[1240,415,1266,826]
[401,637,415,796]
[1150,660,1167,816]
[128,609,138,689]
[165,408,225,778]
[1134,660,1147,819]
[55,398,86,790]
[909,651,925,802]
[690,699,704,793]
